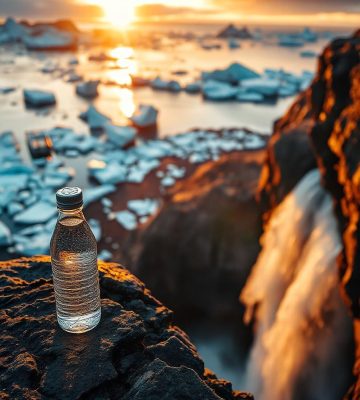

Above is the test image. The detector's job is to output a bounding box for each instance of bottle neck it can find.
[58,207,85,221]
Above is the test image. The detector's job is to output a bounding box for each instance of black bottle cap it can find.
[56,187,83,210]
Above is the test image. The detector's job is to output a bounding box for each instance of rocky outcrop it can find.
[0,256,253,400]
[132,150,265,319]
[258,30,360,397]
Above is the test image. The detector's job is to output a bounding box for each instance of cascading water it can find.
[241,169,354,400]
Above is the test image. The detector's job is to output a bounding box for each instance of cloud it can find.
[136,3,216,19]
[210,0,360,14]
[0,0,103,20]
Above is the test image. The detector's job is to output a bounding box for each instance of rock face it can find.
[0,256,253,400]
[258,30,360,398]
[132,150,265,319]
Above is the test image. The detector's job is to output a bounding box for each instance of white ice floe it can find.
[202,80,239,101]
[14,201,57,225]
[115,210,137,231]
[130,104,158,128]
[91,162,127,185]
[185,82,202,94]
[0,86,16,94]
[278,34,304,47]
[105,123,136,148]
[7,202,24,216]
[228,38,241,49]
[83,185,116,207]
[23,89,56,107]
[76,80,100,98]
[240,78,280,96]
[127,198,159,217]
[166,164,186,179]
[161,176,176,187]
[151,77,181,92]
[80,105,111,131]
[202,62,260,84]
[237,92,265,103]
[101,197,113,208]
[24,29,75,51]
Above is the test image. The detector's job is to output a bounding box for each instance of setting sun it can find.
[88,0,136,28]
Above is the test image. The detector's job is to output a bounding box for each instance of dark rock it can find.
[0,256,252,400]
[132,151,265,319]
[257,30,360,398]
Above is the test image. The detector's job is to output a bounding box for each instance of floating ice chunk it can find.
[14,201,57,225]
[24,30,75,51]
[54,132,99,154]
[217,24,253,39]
[241,78,280,96]
[80,105,111,131]
[126,159,160,183]
[278,84,298,97]
[0,220,11,246]
[0,86,16,94]
[7,202,24,216]
[67,72,82,82]
[161,176,176,187]
[89,219,101,242]
[64,149,79,158]
[1,17,29,42]
[128,198,159,217]
[151,77,181,92]
[18,224,45,236]
[302,27,317,43]
[43,169,73,188]
[228,38,240,49]
[278,34,304,47]
[237,92,265,103]
[13,232,50,256]
[92,162,127,185]
[76,80,100,98]
[98,249,112,261]
[23,89,56,107]
[130,104,158,128]
[83,185,116,207]
[202,80,238,101]
[105,123,136,148]
[300,50,317,58]
[166,164,186,179]
[185,82,202,94]
[202,63,260,84]
[244,134,266,149]
[101,197,113,208]
[115,210,137,231]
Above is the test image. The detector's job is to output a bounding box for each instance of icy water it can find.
[0,23,353,391]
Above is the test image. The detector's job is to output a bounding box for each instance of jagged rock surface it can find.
[258,30,360,398]
[132,151,264,319]
[0,256,253,400]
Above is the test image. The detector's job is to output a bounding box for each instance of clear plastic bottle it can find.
[50,187,101,333]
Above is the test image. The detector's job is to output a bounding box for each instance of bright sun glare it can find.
[91,0,136,28]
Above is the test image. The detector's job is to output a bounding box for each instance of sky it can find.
[0,0,359,27]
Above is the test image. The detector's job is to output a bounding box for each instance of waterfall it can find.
[241,169,354,400]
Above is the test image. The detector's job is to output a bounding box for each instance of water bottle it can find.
[50,187,101,333]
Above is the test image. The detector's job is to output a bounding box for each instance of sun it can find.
[90,1,136,28]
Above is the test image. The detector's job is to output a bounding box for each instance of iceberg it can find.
[23,89,56,107]
[23,29,76,51]
[14,201,57,225]
[202,63,260,84]
[127,198,159,217]
[237,92,265,103]
[185,82,202,94]
[302,27,317,43]
[105,123,136,148]
[83,185,116,207]
[278,34,304,47]
[151,77,181,92]
[80,105,111,131]
[76,80,100,98]
[228,38,240,49]
[300,50,317,58]
[130,104,158,128]
[202,80,238,101]
[91,162,127,185]
[115,210,137,231]
[240,78,280,96]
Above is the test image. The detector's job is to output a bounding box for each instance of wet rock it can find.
[0,256,251,400]
[257,30,360,397]
[132,150,265,318]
